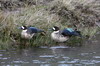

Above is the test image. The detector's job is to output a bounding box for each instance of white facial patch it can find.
[21,26,25,29]
[53,27,56,30]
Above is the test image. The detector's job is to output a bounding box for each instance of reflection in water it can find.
[0,34,100,66]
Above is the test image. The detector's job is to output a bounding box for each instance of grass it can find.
[0,0,99,49]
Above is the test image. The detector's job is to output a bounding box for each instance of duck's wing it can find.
[61,28,82,37]
[61,29,73,37]
[27,27,43,34]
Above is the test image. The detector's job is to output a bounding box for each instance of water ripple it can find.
[40,64,51,66]
[50,46,68,49]
[93,56,100,59]
[39,55,55,58]
[58,64,73,66]
[80,60,95,65]
[40,46,48,48]
[32,60,47,63]
[12,60,29,64]
[0,54,3,56]
[0,57,8,60]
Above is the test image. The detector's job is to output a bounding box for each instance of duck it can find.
[19,26,45,39]
[51,26,82,42]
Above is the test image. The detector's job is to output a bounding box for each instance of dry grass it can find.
[0,0,99,49]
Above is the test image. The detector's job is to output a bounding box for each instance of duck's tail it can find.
[38,30,46,36]
[75,31,82,37]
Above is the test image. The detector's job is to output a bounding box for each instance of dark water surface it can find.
[0,34,100,66]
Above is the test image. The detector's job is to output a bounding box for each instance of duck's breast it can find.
[21,30,35,39]
[51,32,69,42]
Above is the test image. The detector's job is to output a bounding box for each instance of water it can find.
[0,34,100,66]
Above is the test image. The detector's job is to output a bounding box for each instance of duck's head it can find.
[19,26,27,30]
[52,26,60,31]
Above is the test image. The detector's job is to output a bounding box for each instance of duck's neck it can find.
[22,29,27,33]
[53,30,60,34]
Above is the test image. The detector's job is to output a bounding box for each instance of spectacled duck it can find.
[19,26,45,39]
[51,26,82,42]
